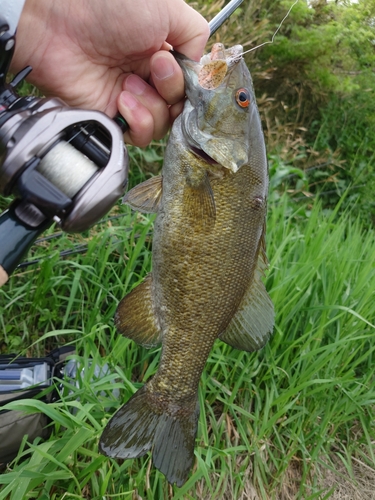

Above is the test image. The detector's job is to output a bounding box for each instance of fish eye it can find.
[235,88,251,108]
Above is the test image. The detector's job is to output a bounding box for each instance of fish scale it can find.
[99,43,274,486]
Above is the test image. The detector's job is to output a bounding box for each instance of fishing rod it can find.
[208,0,245,36]
[0,0,244,287]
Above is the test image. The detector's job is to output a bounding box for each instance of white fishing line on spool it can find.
[37,141,98,199]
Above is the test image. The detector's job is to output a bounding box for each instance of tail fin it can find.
[99,385,199,487]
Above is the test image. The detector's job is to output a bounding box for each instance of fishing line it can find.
[236,0,299,58]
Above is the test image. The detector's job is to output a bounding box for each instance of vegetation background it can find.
[1,0,375,498]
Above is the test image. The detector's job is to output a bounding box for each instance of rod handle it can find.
[0,201,51,286]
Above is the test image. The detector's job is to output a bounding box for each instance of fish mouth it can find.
[173,44,244,89]
[190,146,218,165]
[181,104,217,165]
[182,111,240,172]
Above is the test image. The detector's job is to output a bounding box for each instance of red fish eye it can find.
[235,88,251,108]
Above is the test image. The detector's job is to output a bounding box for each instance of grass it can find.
[1,1,375,493]
[1,183,375,498]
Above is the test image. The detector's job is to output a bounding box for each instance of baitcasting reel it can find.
[0,11,129,286]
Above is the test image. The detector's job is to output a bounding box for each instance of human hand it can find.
[11,0,209,147]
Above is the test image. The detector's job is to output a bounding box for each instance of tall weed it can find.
[1,196,374,499]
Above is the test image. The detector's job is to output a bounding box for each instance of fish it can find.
[99,43,274,487]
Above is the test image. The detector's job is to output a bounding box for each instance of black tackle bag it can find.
[0,346,75,466]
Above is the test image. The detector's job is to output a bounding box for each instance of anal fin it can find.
[123,175,162,213]
[219,253,274,352]
[115,274,162,348]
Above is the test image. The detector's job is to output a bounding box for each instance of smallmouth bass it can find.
[99,43,274,486]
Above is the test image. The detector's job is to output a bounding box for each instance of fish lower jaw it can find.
[191,146,218,166]
[190,143,240,172]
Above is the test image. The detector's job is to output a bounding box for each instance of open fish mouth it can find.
[181,110,228,169]
[181,107,243,173]
[197,44,243,90]
[190,146,218,165]
[179,103,220,166]
[174,44,243,91]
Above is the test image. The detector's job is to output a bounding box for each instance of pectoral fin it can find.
[115,274,162,348]
[184,172,216,228]
[123,175,162,213]
[219,250,274,352]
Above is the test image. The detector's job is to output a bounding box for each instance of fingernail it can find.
[120,91,137,110]
[153,56,175,81]
[124,74,147,95]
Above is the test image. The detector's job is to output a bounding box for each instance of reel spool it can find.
[37,141,98,199]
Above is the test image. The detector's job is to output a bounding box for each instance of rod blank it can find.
[208,0,245,37]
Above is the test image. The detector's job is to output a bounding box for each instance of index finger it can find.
[166,1,209,61]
